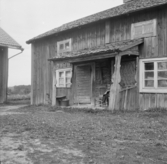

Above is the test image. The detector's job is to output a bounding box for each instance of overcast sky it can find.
[0,0,122,87]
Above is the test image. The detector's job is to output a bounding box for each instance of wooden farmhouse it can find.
[27,0,167,111]
[0,27,22,103]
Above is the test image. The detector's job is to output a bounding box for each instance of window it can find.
[57,39,72,54]
[131,19,157,39]
[56,68,72,88]
[140,58,167,93]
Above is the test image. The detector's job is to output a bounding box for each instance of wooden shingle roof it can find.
[0,27,22,49]
[27,0,167,44]
[49,38,143,61]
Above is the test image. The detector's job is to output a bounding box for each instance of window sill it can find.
[140,88,167,93]
[57,87,71,89]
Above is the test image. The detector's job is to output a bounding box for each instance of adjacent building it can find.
[0,27,22,103]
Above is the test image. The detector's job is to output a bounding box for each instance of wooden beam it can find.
[119,50,139,56]
[109,54,121,111]
[31,44,34,105]
[49,52,118,63]
[70,52,117,63]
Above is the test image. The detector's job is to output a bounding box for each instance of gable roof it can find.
[0,27,22,49]
[49,38,143,62]
[26,0,167,44]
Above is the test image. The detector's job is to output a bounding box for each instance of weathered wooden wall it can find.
[31,42,53,105]
[31,5,167,109]
[0,47,8,103]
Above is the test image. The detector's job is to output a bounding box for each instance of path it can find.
[0,105,27,115]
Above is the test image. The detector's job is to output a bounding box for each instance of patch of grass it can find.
[7,94,30,101]
[1,105,167,163]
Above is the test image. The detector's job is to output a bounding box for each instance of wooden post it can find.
[109,54,121,111]
[31,44,34,105]
[52,64,56,106]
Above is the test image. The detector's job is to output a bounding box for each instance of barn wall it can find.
[0,47,8,103]
[31,5,167,108]
[31,41,53,105]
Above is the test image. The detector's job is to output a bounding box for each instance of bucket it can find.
[60,99,69,106]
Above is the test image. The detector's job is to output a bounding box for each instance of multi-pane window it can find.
[140,58,167,93]
[131,19,157,39]
[56,69,72,88]
[57,39,71,54]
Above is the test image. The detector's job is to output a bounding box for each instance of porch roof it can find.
[48,38,143,62]
[0,27,22,50]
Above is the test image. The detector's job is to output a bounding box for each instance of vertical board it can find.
[0,47,8,103]
[75,64,92,104]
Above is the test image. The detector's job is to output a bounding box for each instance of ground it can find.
[0,105,167,164]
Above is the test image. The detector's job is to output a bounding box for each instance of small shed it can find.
[0,27,22,103]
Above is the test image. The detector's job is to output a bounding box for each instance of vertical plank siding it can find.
[32,6,167,110]
[0,47,8,103]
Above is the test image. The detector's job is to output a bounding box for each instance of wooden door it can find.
[75,64,92,104]
[119,56,139,111]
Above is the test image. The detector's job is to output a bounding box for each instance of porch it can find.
[49,39,144,111]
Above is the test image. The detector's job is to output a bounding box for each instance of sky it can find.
[0,0,122,87]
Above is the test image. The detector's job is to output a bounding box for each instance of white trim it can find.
[56,68,72,88]
[131,19,157,39]
[139,57,167,93]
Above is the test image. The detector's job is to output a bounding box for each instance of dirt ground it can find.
[0,105,167,164]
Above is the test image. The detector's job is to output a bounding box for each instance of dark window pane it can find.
[145,63,154,70]
[158,80,167,87]
[60,44,64,50]
[145,72,154,79]
[158,71,167,78]
[59,72,64,78]
[158,62,167,70]
[65,42,70,49]
[145,80,154,87]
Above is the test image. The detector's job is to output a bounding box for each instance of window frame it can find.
[140,57,167,93]
[131,19,157,39]
[57,39,72,54]
[56,68,72,88]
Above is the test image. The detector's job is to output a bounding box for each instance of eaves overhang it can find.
[48,38,143,63]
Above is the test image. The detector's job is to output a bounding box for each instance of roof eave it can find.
[0,43,23,50]
[26,2,167,44]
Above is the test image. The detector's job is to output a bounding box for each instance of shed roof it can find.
[0,27,22,49]
[49,38,143,62]
[27,0,167,44]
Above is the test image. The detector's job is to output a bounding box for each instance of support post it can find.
[31,44,34,105]
[109,54,121,111]
[52,66,56,106]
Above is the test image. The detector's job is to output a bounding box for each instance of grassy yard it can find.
[0,106,167,164]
